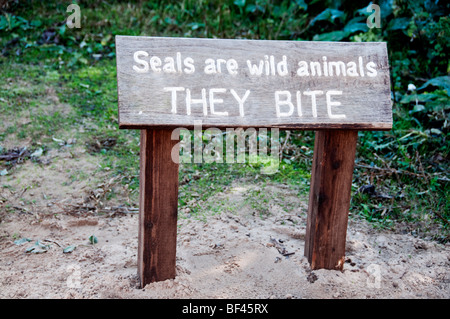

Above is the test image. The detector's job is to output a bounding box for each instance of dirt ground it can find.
[0,145,449,299]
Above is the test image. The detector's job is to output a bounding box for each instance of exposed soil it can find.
[0,145,449,299]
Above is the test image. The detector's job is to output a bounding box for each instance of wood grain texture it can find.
[116,36,392,130]
[305,130,357,270]
[138,129,179,287]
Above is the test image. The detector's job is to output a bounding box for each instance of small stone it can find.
[307,272,318,283]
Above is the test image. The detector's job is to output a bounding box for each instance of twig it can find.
[270,236,295,257]
[12,206,31,214]
[102,206,139,213]
[399,270,408,280]
[355,164,449,182]
[279,130,291,157]
[42,238,62,247]
[431,211,450,226]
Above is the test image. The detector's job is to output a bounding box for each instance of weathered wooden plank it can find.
[138,129,179,287]
[116,36,392,130]
[304,130,358,270]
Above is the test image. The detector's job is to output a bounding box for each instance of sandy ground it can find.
[0,147,449,299]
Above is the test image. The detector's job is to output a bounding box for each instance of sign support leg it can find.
[138,129,179,288]
[305,130,358,270]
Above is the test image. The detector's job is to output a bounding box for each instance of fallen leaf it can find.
[26,240,50,254]
[63,245,76,253]
[14,238,32,245]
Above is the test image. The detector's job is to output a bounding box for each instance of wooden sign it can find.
[116,36,392,130]
[115,36,392,288]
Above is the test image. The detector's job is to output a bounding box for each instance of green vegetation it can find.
[0,0,448,242]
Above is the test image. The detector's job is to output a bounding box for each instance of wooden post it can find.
[116,36,392,283]
[138,129,179,287]
[305,130,358,271]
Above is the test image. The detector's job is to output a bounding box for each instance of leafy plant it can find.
[88,235,98,245]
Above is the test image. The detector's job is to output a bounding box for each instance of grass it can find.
[0,0,448,243]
